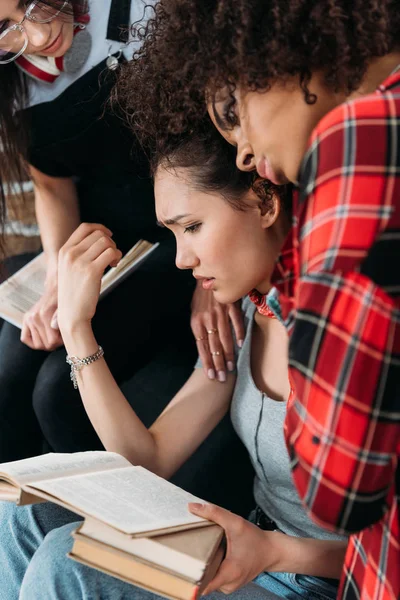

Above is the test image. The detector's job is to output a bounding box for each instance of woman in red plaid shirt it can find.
[116,2,400,599]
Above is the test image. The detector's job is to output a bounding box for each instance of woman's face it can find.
[0,1,74,58]
[155,167,286,304]
[208,76,342,184]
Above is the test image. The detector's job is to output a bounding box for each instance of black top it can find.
[25,58,168,252]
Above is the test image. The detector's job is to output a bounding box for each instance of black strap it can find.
[254,506,279,531]
[107,0,132,42]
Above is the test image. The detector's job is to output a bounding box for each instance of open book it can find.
[0,239,158,329]
[0,451,224,600]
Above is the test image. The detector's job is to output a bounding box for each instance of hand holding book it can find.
[188,502,284,596]
[0,225,158,332]
[0,451,225,600]
[20,271,62,351]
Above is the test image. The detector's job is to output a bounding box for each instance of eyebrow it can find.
[156,214,191,227]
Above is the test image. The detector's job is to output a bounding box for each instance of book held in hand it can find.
[0,239,158,329]
[0,451,224,600]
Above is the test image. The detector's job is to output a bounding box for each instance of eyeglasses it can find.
[0,1,69,65]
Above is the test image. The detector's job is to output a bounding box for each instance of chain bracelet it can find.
[66,346,104,389]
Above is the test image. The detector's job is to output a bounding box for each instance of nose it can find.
[24,21,50,49]
[175,239,199,271]
[236,141,256,172]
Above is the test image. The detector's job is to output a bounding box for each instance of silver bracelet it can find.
[66,346,104,389]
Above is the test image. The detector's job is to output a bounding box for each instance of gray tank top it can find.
[199,296,346,542]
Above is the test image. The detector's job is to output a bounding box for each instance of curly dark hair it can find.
[151,118,292,213]
[115,0,400,148]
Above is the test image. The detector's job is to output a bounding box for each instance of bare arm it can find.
[30,165,80,269]
[57,224,235,479]
[20,167,81,350]
[61,323,234,479]
[274,534,346,579]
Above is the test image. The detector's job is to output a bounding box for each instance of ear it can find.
[259,194,281,229]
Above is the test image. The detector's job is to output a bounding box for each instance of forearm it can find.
[269,532,347,579]
[32,170,80,266]
[61,324,161,474]
[57,223,234,481]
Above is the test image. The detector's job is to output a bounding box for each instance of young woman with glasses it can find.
[0,1,74,64]
[0,1,199,468]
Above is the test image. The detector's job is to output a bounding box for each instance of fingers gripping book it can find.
[0,240,158,329]
[0,451,225,600]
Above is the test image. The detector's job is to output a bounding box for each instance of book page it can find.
[100,241,158,298]
[30,466,206,535]
[0,452,130,487]
[0,481,20,502]
[0,253,46,328]
[0,241,158,329]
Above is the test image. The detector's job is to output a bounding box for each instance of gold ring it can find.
[211,351,221,356]
[207,328,218,335]
[195,336,205,341]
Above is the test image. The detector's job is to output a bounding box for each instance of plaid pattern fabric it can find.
[250,70,400,599]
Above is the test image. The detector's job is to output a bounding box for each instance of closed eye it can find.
[223,97,239,128]
[184,223,201,234]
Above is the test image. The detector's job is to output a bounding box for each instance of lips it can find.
[256,157,281,186]
[201,278,215,291]
[194,275,216,291]
[41,26,63,54]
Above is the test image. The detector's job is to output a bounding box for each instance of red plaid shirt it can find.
[250,70,400,599]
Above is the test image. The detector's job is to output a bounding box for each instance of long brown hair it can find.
[0,0,87,256]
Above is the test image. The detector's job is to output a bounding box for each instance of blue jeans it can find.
[0,502,339,600]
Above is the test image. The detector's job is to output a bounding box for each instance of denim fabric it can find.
[0,502,338,600]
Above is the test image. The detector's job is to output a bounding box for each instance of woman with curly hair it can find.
[115,2,400,599]
[0,123,348,600]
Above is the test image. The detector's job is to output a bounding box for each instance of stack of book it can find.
[0,451,225,600]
